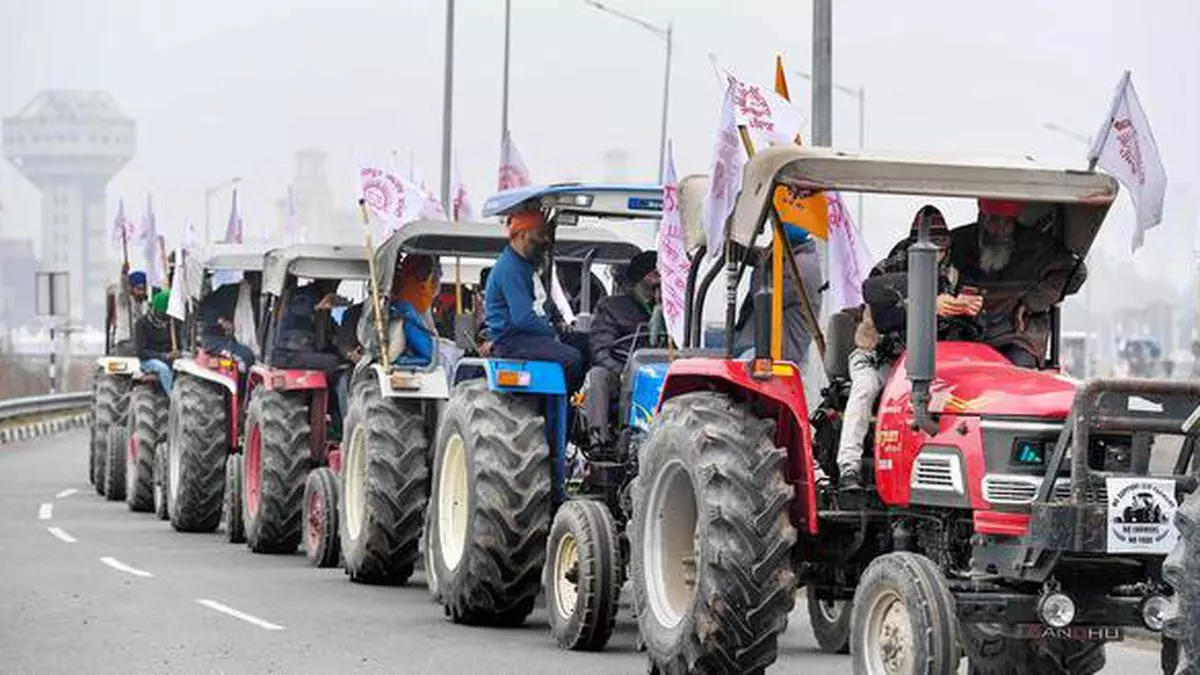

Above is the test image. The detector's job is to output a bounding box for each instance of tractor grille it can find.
[911,453,964,493]
[982,474,1109,505]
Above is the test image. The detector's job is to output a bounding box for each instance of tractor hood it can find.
[910,343,1078,418]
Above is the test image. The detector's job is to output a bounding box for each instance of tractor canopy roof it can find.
[482,182,663,221]
[371,218,643,297]
[727,146,1120,259]
[195,243,271,274]
[262,243,370,296]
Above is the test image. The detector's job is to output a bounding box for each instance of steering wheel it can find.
[608,332,645,366]
[938,314,984,342]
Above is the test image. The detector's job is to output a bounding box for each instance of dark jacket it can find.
[590,293,656,374]
[135,311,175,363]
[198,283,239,342]
[950,222,1086,361]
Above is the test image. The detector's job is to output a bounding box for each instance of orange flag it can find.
[771,55,829,240]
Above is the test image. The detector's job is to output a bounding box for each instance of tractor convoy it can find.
[85,148,1200,675]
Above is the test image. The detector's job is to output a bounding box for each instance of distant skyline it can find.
[1,0,1198,291]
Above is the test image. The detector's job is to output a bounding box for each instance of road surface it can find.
[0,430,1167,674]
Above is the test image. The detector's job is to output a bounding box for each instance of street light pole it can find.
[440,0,456,210]
[811,0,833,147]
[582,0,672,182]
[796,70,866,226]
[500,0,511,149]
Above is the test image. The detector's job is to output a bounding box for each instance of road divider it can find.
[195,599,285,631]
[47,527,76,543]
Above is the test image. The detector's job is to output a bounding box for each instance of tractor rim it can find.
[818,599,843,623]
[127,431,139,493]
[345,426,368,541]
[246,422,262,517]
[306,480,325,553]
[643,458,698,630]
[168,437,181,504]
[863,589,914,675]
[437,433,469,572]
[553,531,580,619]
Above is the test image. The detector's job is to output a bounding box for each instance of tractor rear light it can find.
[750,358,773,380]
[217,358,236,372]
[106,361,127,374]
[556,193,593,207]
[270,374,287,389]
[389,372,420,391]
[1142,595,1169,631]
[1038,592,1076,628]
[496,369,531,387]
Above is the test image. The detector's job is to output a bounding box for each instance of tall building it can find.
[2,91,135,328]
[276,149,357,244]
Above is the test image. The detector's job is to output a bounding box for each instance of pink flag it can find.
[1087,71,1167,252]
[721,68,807,150]
[656,144,688,347]
[826,191,873,312]
[498,131,532,191]
[704,81,743,259]
[452,160,474,222]
[111,198,134,251]
[139,194,164,286]
[223,188,244,244]
[360,166,447,233]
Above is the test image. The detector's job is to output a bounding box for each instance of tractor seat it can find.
[824,310,859,382]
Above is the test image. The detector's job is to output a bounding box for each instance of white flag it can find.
[166,246,188,321]
[498,131,532,191]
[1088,71,1167,252]
[721,69,807,150]
[451,160,475,222]
[223,188,244,244]
[826,191,873,312]
[656,143,688,347]
[111,198,135,251]
[139,194,164,287]
[704,81,743,259]
[181,221,199,253]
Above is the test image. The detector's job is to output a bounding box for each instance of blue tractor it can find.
[424,183,667,648]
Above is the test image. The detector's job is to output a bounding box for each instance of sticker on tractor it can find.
[1105,477,1178,554]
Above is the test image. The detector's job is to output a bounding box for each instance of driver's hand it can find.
[956,294,983,316]
[936,294,961,317]
[316,293,336,311]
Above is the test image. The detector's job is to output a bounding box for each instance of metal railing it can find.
[0,392,91,425]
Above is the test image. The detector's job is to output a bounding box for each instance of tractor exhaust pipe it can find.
[907,211,939,436]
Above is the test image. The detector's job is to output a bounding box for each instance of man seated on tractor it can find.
[274,279,354,418]
[135,289,177,392]
[950,198,1087,368]
[199,282,257,372]
[733,222,824,365]
[583,251,664,447]
[113,267,150,356]
[837,206,983,489]
[385,253,441,367]
[485,207,585,392]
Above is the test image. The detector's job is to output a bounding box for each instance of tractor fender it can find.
[453,357,566,395]
[370,364,450,400]
[250,364,327,392]
[659,358,819,535]
[173,357,237,395]
[95,356,141,377]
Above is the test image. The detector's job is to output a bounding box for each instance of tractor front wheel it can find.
[630,392,797,674]
[304,467,340,568]
[962,622,1104,675]
[808,586,851,654]
[153,443,169,520]
[223,455,245,544]
[427,380,550,626]
[243,389,310,554]
[1164,485,1200,675]
[104,424,128,501]
[545,499,621,651]
[851,552,960,675]
[92,374,130,494]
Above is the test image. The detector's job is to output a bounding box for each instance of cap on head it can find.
[978,198,1023,219]
[910,205,950,246]
[624,251,659,285]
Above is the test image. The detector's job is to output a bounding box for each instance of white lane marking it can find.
[38,503,53,520]
[195,599,285,631]
[55,488,78,499]
[47,527,77,543]
[100,556,154,578]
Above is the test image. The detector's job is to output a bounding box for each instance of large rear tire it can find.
[962,622,1104,675]
[104,424,128,501]
[92,374,130,494]
[808,585,851,654]
[851,552,960,675]
[340,376,430,584]
[169,375,228,533]
[545,499,622,651]
[305,467,340,568]
[243,389,310,554]
[153,442,169,520]
[223,455,245,543]
[1165,487,1200,675]
[630,392,797,674]
[427,379,551,626]
[125,385,166,512]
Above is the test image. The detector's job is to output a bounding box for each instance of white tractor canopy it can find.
[482,182,663,221]
[370,219,643,296]
[261,243,371,297]
[196,243,271,274]
[728,146,1120,258]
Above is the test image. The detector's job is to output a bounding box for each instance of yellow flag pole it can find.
[358,200,390,369]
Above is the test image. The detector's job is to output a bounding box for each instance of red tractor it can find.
[628,146,1200,674]
[240,244,370,557]
[166,245,266,533]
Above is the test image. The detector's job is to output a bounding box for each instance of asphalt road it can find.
[0,430,1167,674]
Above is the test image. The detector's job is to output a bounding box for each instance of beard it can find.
[979,240,1015,273]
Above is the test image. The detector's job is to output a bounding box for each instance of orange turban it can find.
[508,209,544,238]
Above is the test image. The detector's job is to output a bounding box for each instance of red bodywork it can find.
[659,342,1080,539]
[193,350,244,450]
[247,364,333,466]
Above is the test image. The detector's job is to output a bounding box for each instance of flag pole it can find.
[1087,70,1131,172]
[358,200,391,369]
[158,235,177,353]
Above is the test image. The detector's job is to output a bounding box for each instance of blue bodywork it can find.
[627,362,669,432]
[454,357,570,504]
[482,183,663,218]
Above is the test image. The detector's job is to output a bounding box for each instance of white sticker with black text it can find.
[1106,477,1178,554]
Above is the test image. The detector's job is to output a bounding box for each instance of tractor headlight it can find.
[1142,595,1169,631]
[1038,592,1076,628]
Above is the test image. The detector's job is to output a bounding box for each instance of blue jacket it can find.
[389,300,434,367]
[485,246,556,344]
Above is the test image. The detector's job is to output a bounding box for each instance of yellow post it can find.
[455,256,463,315]
[736,126,785,362]
[358,200,391,369]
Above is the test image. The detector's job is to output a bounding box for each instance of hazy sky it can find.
[2,0,1198,286]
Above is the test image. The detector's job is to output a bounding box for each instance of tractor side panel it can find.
[628,362,669,431]
[659,358,819,535]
